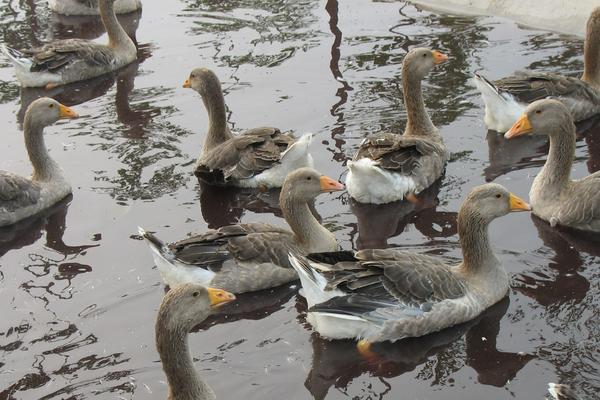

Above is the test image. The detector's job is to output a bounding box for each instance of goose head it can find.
[158,284,236,332]
[183,68,222,99]
[504,99,573,140]
[403,47,448,79]
[280,167,345,203]
[26,98,78,128]
[462,183,531,223]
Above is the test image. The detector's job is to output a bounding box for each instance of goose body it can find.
[506,99,600,232]
[1,0,136,88]
[156,284,235,400]
[183,68,313,188]
[475,8,600,132]
[289,183,531,342]
[140,168,344,293]
[48,0,141,15]
[345,48,449,204]
[0,98,78,227]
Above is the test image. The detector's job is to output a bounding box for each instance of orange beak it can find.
[206,287,236,307]
[505,114,532,139]
[509,193,531,212]
[58,104,79,119]
[183,78,191,88]
[432,50,449,64]
[319,175,345,192]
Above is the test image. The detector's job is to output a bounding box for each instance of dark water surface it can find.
[1,1,599,399]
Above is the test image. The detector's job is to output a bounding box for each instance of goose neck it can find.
[457,209,497,274]
[23,116,62,182]
[156,321,214,400]
[537,121,575,191]
[99,0,135,53]
[402,69,436,137]
[280,194,329,251]
[582,24,600,88]
[202,92,232,153]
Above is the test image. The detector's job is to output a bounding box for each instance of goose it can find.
[156,283,236,400]
[288,183,531,348]
[183,68,313,188]
[48,0,141,15]
[0,98,78,227]
[345,48,449,204]
[474,7,600,133]
[1,0,137,88]
[139,167,344,293]
[505,99,600,232]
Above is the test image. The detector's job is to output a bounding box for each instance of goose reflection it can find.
[350,179,456,249]
[302,297,532,399]
[513,216,598,306]
[0,195,97,258]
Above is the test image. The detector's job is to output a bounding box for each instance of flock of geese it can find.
[0,0,598,399]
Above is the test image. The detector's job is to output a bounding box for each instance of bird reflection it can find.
[195,283,299,330]
[302,297,531,400]
[0,195,97,259]
[484,116,600,181]
[513,216,598,306]
[350,179,456,249]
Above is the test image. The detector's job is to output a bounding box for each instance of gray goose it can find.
[139,168,344,294]
[183,68,313,188]
[474,7,600,133]
[345,47,449,204]
[156,284,235,400]
[1,0,137,88]
[288,183,531,348]
[0,98,78,227]
[48,0,141,15]
[505,99,600,232]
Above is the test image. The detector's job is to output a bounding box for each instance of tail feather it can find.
[288,252,318,286]
[1,44,32,70]
[280,132,313,161]
[473,73,524,132]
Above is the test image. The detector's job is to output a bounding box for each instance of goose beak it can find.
[59,104,79,119]
[432,50,448,64]
[509,193,531,212]
[206,287,236,307]
[183,78,191,88]
[320,176,345,192]
[505,114,532,139]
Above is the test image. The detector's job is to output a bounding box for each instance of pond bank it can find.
[409,0,597,37]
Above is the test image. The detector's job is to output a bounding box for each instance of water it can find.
[0,1,599,399]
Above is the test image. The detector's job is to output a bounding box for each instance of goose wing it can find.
[307,250,466,322]
[494,71,599,105]
[24,39,115,73]
[170,222,296,270]
[0,172,41,212]
[196,127,295,182]
[558,171,600,228]
[354,132,445,176]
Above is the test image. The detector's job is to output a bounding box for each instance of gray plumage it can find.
[48,0,141,15]
[1,0,136,87]
[290,183,531,342]
[140,168,343,293]
[0,98,78,227]
[506,99,600,232]
[184,68,312,187]
[156,284,235,400]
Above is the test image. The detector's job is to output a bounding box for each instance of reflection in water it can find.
[0,196,97,259]
[48,9,142,43]
[303,297,531,400]
[350,179,456,249]
[514,216,598,307]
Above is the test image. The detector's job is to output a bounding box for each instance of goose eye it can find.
[535,110,541,114]
[307,176,312,181]
[422,53,427,57]
[495,193,502,199]
[192,291,199,297]
[49,104,54,108]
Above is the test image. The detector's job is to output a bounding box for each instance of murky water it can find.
[1,1,599,399]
